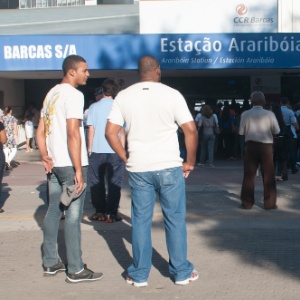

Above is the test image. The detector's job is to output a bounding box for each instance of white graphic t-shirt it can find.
[41,83,88,167]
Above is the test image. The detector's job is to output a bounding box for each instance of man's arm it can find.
[180,120,198,178]
[105,121,127,163]
[67,118,84,194]
[119,127,126,148]
[87,125,94,156]
[292,121,299,131]
[36,117,54,174]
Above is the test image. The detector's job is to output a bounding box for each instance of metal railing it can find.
[19,0,85,8]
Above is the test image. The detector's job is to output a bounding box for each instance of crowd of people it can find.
[193,96,300,180]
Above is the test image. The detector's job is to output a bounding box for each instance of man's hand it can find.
[182,162,195,178]
[74,169,84,195]
[41,155,54,174]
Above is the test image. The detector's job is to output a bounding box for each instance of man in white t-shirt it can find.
[36,55,103,284]
[106,55,199,287]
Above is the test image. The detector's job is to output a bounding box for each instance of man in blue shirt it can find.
[87,78,125,223]
[280,97,299,174]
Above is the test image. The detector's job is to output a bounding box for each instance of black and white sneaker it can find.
[66,265,103,283]
[43,261,66,276]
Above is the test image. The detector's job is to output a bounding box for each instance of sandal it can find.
[88,212,107,221]
[106,214,123,223]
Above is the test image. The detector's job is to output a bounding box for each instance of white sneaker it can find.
[175,270,199,285]
[126,276,148,287]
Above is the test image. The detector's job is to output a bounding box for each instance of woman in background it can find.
[2,106,18,170]
[24,113,34,152]
[198,105,218,167]
[0,119,7,212]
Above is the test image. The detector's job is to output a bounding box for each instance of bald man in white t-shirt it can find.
[106,55,199,287]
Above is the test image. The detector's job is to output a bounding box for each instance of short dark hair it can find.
[4,106,12,115]
[62,55,86,76]
[102,78,119,98]
[94,87,103,96]
[280,97,289,105]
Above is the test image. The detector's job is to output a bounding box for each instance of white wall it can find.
[278,0,300,32]
[0,79,25,118]
[140,0,278,33]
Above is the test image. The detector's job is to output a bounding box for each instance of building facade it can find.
[0,0,300,116]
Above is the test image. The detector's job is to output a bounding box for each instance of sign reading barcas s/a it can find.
[3,44,77,59]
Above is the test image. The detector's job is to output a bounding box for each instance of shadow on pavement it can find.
[184,182,300,281]
[82,214,170,279]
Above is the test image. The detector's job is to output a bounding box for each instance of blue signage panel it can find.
[1,33,300,71]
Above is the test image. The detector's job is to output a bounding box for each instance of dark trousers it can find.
[88,152,125,215]
[241,142,277,209]
[274,136,288,180]
[0,149,5,202]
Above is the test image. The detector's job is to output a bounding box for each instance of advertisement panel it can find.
[1,33,300,71]
[140,0,278,33]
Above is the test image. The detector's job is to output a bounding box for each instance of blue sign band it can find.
[1,33,300,71]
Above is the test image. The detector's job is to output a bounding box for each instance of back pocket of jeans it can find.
[160,169,177,186]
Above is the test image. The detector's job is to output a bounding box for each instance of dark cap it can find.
[94,87,103,96]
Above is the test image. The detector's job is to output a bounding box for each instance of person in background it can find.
[0,119,7,213]
[106,55,199,287]
[24,112,34,152]
[198,104,218,167]
[87,79,125,223]
[271,103,289,181]
[280,97,299,174]
[219,102,236,160]
[36,54,103,284]
[293,103,300,164]
[239,91,280,210]
[2,106,18,171]
[83,87,103,145]
[195,105,219,163]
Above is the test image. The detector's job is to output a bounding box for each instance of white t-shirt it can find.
[108,81,193,172]
[40,83,88,167]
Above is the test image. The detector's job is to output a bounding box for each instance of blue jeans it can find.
[43,166,87,274]
[200,133,215,165]
[127,167,194,283]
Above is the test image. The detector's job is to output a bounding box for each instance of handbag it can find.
[213,119,220,135]
[214,125,220,135]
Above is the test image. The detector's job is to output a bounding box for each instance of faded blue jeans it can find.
[200,133,215,165]
[127,167,194,283]
[42,166,87,274]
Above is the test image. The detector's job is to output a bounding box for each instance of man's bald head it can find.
[138,55,161,82]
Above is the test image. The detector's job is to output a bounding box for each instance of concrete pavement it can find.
[1,148,300,299]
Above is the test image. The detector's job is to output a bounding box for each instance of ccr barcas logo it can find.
[236,4,247,16]
[233,3,274,26]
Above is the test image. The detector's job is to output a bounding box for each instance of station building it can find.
[0,0,300,120]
